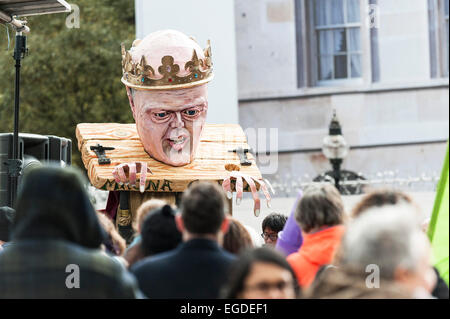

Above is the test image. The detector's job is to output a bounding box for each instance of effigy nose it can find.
[170,111,185,128]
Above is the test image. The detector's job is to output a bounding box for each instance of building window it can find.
[313,0,362,82]
[431,0,450,78]
[442,0,449,76]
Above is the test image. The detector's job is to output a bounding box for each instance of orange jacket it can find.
[287,225,345,288]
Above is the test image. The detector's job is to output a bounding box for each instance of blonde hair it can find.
[133,199,167,233]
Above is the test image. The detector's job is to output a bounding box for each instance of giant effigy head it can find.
[121,30,213,167]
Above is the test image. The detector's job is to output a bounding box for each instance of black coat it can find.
[131,238,236,299]
[0,240,140,299]
[0,166,141,299]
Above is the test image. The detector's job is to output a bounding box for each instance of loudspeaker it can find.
[0,133,72,207]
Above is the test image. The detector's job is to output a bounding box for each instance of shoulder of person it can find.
[130,249,178,273]
[220,248,237,262]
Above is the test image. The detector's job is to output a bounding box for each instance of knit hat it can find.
[0,206,15,242]
[140,204,182,256]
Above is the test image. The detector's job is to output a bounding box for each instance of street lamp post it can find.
[321,111,349,192]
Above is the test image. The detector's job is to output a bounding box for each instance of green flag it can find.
[428,143,449,285]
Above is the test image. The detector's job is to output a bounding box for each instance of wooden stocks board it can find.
[76,123,263,193]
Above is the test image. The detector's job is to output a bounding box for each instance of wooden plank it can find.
[81,139,255,168]
[86,158,262,192]
[77,123,262,192]
[76,123,247,149]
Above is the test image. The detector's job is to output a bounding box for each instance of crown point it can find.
[132,39,142,47]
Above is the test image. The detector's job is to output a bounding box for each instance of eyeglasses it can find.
[261,232,278,241]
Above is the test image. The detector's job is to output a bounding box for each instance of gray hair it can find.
[294,183,344,233]
[339,205,429,279]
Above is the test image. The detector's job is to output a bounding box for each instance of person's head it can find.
[122,30,213,166]
[352,189,418,218]
[222,247,299,299]
[295,184,344,234]
[177,182,229,241]
[96,212,126,256]
[339,206,437,296]
[223,218,253,254]
[0,206,15,244]
[261,213,287,245]
[12,166,105,249]
[140,205,182,256]
[133,199,167,233]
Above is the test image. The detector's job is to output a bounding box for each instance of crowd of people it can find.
[0,165,447,299]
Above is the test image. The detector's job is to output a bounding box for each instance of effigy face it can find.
[122,30,213,167]
[130,85,208,166]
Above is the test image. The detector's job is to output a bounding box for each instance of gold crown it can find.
[121,40,213,90]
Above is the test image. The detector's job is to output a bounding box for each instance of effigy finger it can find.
[240,174,261,217]
[139,162,148,193]
[112,167,121,185]
[128,162,137,187]
[222,176,232,199]
[117,164,128,184]
[255,179,272,208]
[263,178,276,195]
[231,171,244,206]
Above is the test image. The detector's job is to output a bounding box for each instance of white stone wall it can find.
[239,87,449,152]
[235,0,297,98]
[377,0,431,83]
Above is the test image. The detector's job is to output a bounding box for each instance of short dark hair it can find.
[295,184,344,233]
[141,205,182,256]
[262,213,287,233]
[180,182,228,234]
[221,247,299,298]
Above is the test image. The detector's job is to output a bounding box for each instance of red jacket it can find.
[287,225,345,288]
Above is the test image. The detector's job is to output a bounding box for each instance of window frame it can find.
[307,0,366,87]
[438,0,449,77]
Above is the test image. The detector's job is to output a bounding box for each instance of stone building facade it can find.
[235,0,449,194]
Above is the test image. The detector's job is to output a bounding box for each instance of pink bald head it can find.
[130,29,208,79]
[126,30,210,166]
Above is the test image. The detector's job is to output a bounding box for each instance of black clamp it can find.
[90,144,115,165]
[228,147,252,166]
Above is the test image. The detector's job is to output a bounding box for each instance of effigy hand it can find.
[112,162,153,193]
[222,171,274,217]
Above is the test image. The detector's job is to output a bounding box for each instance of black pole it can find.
[118,191,133,244]
[331,158,342,192]
[7,32,27,207]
